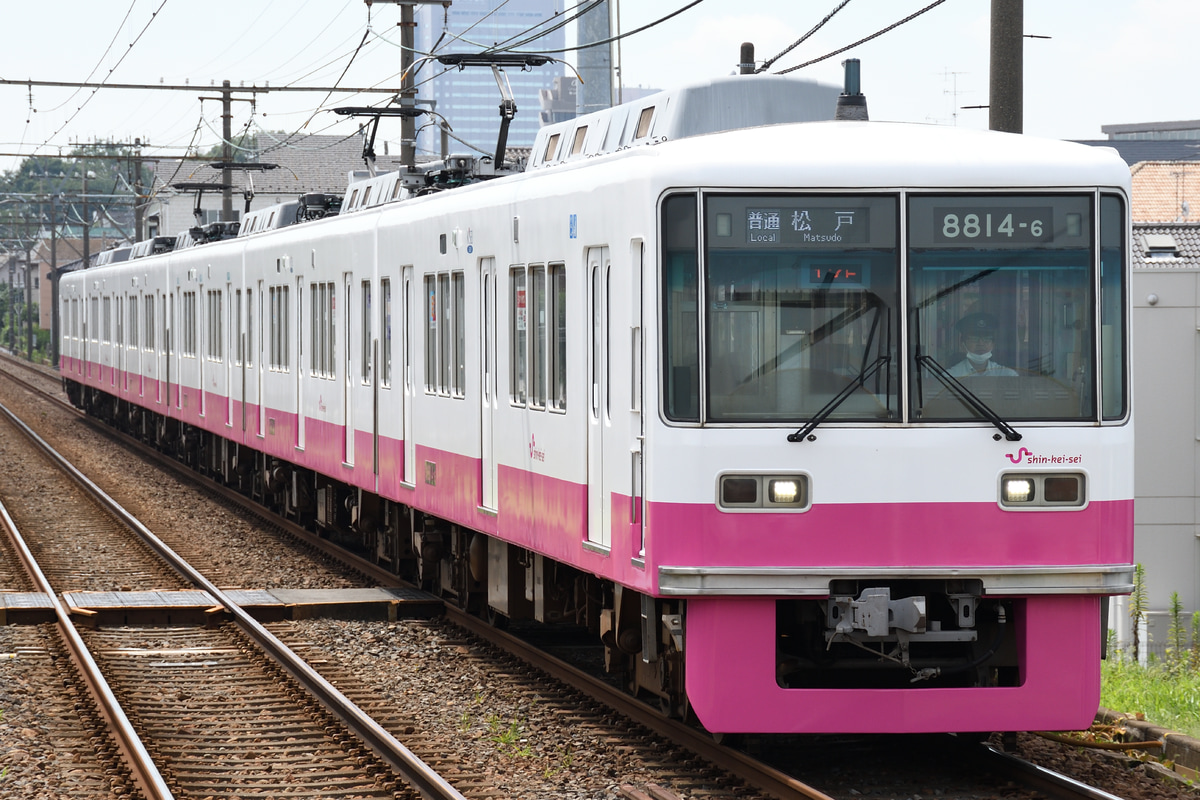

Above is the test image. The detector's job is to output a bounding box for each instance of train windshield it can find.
[908,195,1096,421]
[698,194,900,423]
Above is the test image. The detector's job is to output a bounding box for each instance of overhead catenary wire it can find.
[756,0,853,73]
[501,0,709,56]
[34,0,172,156]
[775,0,948,74]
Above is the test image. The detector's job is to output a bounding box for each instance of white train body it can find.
[61,75,1134,734]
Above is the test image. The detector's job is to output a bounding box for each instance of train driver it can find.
[948,312,1018,378]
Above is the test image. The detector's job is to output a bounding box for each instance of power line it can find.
[775,0,948,75]
[756,0,853,73]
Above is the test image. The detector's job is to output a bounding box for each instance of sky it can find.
[1,0,1197,175]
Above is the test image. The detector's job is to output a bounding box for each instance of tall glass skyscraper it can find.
[415,0,566,159]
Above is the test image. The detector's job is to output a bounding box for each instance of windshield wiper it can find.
[788,356,890,443]
[916,354,1022,442]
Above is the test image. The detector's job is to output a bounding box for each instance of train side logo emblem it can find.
[1006,447,1032,464]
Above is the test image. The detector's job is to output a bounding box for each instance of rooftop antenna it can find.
[835,58,868,121]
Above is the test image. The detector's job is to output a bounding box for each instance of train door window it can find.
[438,273,452,393]
[550,263,567,411]
[235,290,244,366]
[381,278,392,387]
[453,272,465,396]
[1100,194,1127,420]
[424,274,437,391]
[661,194,700,421]
[907,194,1096,421]
[361,280,372,383]
[103,296,112,343]
[510,267,527,404]
[245,288,252,366]
[207,289,223,362]
[530,265,547,408]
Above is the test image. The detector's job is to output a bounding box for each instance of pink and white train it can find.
[60,73,1134,734]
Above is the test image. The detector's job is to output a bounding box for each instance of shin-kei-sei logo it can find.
[529,434,546,463]
[1006,447,1033,464]
[1005,447,1083,466]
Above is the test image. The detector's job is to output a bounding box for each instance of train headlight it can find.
[719,474,809,510]
[999,473,1086,509]
[1002,477,1035,504]
[769,479,800,504]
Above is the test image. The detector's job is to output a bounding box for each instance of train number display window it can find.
[700,194,900,423]
[907,195,1096,421]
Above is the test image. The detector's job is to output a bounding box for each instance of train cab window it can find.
[1100,195,1128,420]
[907,195,1097,422]
[702,194,900,423]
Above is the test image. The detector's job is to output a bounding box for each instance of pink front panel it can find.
[686,595,1102,733]
[645,499,1134,573]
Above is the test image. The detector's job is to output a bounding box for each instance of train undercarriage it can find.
[68,382,690,717]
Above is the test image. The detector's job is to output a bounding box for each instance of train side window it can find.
[310,281,335,378]
[144,295,155,351]
[207,289,223,362]
[453,272,465,396]
[1100,194,1127,420]
[245,288,252,366]
[661,194,700,421]
[438,273,452,393]
[530,265,547,408]
[269,285,290,371]
[103,296,112,344]
[635,106,655,139]
[550,263,567,411]
[424,274,437,391]
[571,126,588,155]
[542,133,561,163]
[510,267,527,404]
[381,278,392,387]
[128,295,137,348]
[182,291,197,357]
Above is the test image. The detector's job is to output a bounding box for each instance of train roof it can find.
[528,74,839,170]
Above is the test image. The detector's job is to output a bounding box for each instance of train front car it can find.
[644,123,1133,734]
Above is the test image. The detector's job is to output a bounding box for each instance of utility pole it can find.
[989,0,1022,133]
[50,192,59,367]
[82,169,90,270]
[222,81,234,221]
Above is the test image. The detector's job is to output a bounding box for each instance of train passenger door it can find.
[587,247,611,548]
[227,282,234,427]
[629,240,645,556]
[343,271,354,466]
[480,258,498,511]
[402,266,415,484]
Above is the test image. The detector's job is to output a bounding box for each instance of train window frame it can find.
[549,263,567,412]
[510,266,528,405]
[380,277,392,388]
[906,192,1099,424]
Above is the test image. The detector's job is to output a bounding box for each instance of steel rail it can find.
[0,402,175,800]
[0,398,467,800]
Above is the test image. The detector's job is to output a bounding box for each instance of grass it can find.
[1100,656,1200,738]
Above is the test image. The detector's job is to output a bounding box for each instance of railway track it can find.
[1,353,1194,799]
